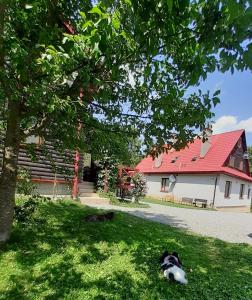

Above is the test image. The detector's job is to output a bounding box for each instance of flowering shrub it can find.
[131,173,147,203]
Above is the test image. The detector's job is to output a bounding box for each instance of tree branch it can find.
[89,102,151,120]
[23,115,51,137]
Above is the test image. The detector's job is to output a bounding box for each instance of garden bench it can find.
[194,198,207,208]
[181,197,194,205]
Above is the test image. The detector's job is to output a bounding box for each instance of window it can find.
[25,135,44,145]
[239,184,245,199]
[161,178,169,192]
[248,188,251,200]
[224,181,232,198]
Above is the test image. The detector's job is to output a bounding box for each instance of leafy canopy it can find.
[1,0,252,155]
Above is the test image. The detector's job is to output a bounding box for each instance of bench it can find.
[194,198,208,208]
[181,197,194,205]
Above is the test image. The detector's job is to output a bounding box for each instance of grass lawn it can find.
[0,200,252,300]
[142,197,215,210]
[110,199,149,208]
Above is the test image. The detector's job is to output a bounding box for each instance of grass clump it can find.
[99,191,149,208]
[0,200,251,299]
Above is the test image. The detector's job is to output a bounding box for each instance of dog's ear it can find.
[172,251,178,258]
[159,250,169,263]
[172,251,183,266]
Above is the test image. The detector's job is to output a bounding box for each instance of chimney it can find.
[200,126,213,158]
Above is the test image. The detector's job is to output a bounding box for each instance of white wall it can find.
[214,174,251,207]
[145,173,252,208]
[145,174,217,205]
[35,182,72,197]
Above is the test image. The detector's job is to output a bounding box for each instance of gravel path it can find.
[81,199,252,245]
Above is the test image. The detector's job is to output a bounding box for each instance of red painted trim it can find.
[31,178,70,184]
[72,89,83,198]
[72,148,80,198]
[63,20,76,34]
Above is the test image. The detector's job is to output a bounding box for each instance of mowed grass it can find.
[142,197,215,210]
[0,200,252,300]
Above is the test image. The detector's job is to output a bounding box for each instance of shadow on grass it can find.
[0,200,252,300]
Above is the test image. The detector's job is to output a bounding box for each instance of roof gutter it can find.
[142,170,252,183]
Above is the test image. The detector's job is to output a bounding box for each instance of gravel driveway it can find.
[81,199,252,245]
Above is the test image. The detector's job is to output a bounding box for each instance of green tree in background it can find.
[1,0,252,244]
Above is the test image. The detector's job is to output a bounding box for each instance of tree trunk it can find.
[103,166,109,193]
[0,100,21,245]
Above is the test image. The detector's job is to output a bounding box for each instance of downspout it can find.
[212,175,218,208]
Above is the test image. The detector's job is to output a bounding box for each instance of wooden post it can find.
[72,150,80,199]
[72,89,83,199]
[103,165,109,193]
[53,172,57,200]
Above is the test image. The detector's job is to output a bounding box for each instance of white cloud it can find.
[212,115,252,134]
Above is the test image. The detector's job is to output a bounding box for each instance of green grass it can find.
[0,200,252,300]
[110,199,149,208]
[142,196,215,210]
[98,191,149,208]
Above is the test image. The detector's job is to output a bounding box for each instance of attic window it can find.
[171,156,179,163]
[191,156,198,162]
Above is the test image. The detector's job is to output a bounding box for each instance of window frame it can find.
[239,184,245,199]
[161,178,169,192]
[224,181,232,198]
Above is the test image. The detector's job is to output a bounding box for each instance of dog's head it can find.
[160,250,183,268]
[159,250,170,263]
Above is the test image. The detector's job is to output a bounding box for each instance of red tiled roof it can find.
[136,129,252,182]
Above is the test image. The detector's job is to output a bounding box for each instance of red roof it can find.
[136,129,252,182]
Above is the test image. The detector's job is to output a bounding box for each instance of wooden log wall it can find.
[0,140,76,182]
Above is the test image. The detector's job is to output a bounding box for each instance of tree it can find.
[1,0,252,245]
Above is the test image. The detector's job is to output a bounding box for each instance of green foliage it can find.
[98,190,118,202]
[131,173,147,202]
[14,195,49,224]
[96,154,118,192]
[0,200,252,299]
[16,168,36,196]
[1,0,252,156]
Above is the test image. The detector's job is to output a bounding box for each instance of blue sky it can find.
[196,70,252,146]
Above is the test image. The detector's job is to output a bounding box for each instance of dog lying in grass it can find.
[160,250,188,284]
[84,211,115,222]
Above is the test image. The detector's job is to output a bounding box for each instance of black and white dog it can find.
[159,251,188,284]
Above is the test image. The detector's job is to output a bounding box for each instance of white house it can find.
[136,129,252,212]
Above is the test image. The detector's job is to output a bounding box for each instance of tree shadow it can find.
[0,201,252,299]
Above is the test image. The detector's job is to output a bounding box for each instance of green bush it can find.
[16,168,36,195]
[96,155,118,192]
[98,190,118,203]
[14,195,50,224]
